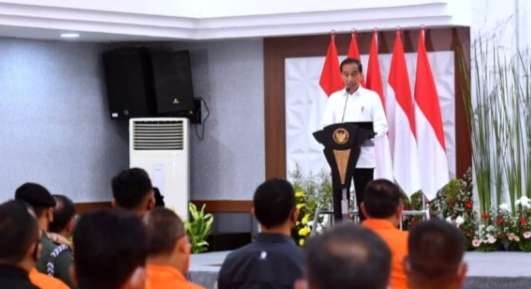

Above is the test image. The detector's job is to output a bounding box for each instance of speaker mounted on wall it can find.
[102,48,196,120]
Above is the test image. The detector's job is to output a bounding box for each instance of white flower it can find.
[518,196,531,208]
[486,225,495,232]
[446,217,453,223]
[523,231,531,239]
[487,235,496,244]
[499,203,510,211]
[455,216,465,227]
[507,233,517,241]
[472,239,482,247]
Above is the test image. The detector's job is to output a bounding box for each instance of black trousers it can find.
[333,168,374,222]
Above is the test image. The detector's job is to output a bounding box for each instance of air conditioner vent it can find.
[133,120,183,150]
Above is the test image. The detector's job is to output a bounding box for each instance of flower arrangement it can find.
[431,170,531,252]
[289,167,333,246]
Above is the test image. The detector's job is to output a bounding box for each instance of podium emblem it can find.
[332,128,349,145]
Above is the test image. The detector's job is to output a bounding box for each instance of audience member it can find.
[15,183,75,288]
[361,179,409,289]
[0,200,41,289]
[144,207,204,289]
[73,209,147,289]
[153,187,165,207]
[29,268,69,289]
[112,168,155,216]
[406,219,467,289]
[296,223,391,289]
[218,178,304,289]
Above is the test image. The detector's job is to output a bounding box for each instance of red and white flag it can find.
[388,30,421,195]
[319,34,343,96]
[365,31,393,181]
[347,32,365,86]
[414,29,449,199]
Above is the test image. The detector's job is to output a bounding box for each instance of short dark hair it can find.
[363,179,401,218]
[408,219,465,279]
[340,57,363,73]
[49,195,76,233]
[305,223,391,289]
[111,168,153,209]
[253,178,295,228]
[14,182,56,217]
[153,187,165,207]
[74,209,147,289]
[0,200,39,264]
[144,207,185,257]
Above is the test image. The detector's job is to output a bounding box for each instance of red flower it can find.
[465,201,473,209]
[520,217,528,225]
[496,216,504,225]
[481,212,490,220]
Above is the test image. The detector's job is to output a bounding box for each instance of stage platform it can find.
[189,251,531,289]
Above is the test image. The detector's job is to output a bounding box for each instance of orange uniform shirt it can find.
[29,268,70,289]
[146,264,204,289]
[362,219,409,289]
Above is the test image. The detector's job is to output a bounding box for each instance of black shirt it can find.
[0,265,40,289]
[217,233,304,289]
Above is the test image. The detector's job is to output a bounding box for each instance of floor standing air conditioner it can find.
[129,118,190,220]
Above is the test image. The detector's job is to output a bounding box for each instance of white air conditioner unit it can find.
[129,117,190,220]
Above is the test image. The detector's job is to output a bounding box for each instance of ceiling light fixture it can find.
[60,32,80,39]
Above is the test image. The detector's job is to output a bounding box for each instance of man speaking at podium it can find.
[321,58,388,221]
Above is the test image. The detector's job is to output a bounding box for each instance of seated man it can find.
[73,209,147,289]
[49,194,77,246]
[218,179,304,289]
[406,219,467,289]
[15,183,75,288]
[0,200,41,289]
[112,168,155,216]
[30,268,70,289]
[296,223,391,289]
[144,207,204,289]
[361,179,408,289]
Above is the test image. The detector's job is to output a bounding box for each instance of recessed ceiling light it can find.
[60,32,80,39]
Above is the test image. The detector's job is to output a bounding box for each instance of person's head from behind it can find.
[74,209,147,289]
[339,57,363,92]
[111,168,155,215]
[49,194,77,237]
[144,208,191,274]
[15,182,56,231]
[361,179,403,225]
[406,219,467,289]
[297,223,391,289]
[0,200,41,272]
[153,187,165,207]
[253,178,297,232]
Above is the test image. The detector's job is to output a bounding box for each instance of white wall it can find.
[0,0,198,17]
[0,0,451,18]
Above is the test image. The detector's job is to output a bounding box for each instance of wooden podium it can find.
[313,122,374,221]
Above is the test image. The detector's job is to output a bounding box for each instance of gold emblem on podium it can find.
[332,128,349,145]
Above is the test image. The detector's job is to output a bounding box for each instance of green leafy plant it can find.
[185,203,214,253]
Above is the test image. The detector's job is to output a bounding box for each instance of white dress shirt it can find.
[321,86,388,168]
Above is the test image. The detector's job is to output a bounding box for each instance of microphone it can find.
[341,87,350,123]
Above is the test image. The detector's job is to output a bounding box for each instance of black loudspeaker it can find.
[102,48,155,119]
[102,48,195,120]
[149,50,195,114]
